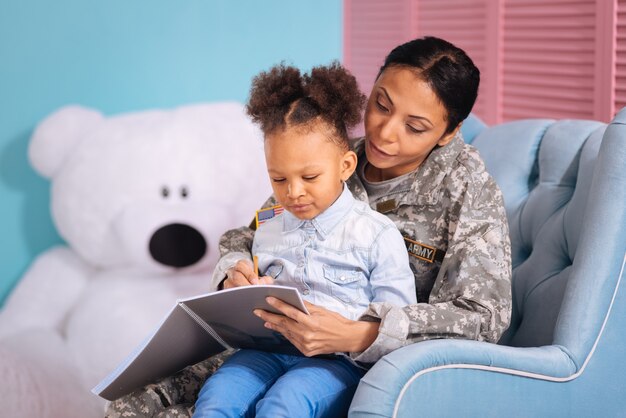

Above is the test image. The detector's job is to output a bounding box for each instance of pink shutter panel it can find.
[344,0,413,137]
[414,0,500,124]
[616,0,626,114]
[344,0,412,97]
[344,0,498,124]
[594,0,616,121]
[501,0,598,121]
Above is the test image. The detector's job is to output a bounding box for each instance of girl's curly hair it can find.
[246,61,366,148]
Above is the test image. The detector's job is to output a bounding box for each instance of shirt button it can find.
[340,276,346,281]
[303,289,310,295]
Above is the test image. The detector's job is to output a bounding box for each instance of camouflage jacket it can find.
[212,134,512,363]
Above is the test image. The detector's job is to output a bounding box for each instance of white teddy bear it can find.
[0,102,272,417]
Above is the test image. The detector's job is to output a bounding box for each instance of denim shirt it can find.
[252,184,417,321]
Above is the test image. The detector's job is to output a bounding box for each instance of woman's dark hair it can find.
[246,62,366,149]
[378,36,480,134]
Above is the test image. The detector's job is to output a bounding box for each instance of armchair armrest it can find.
[350,339,578,417]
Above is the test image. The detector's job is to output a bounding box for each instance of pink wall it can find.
[344,0,620,124]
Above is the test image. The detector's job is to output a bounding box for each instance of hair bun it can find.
[246,64,305,133]
[246,61,366,137]
[306,62,366,132]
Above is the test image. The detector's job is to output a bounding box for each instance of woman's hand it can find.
[254,298,380,356]
[222,260,275,289]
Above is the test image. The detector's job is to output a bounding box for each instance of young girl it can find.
[192,63,417,418]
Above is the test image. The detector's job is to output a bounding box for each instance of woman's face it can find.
[364,66,460,180]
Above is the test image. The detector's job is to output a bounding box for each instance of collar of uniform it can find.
[350,134,464,208]
[348,136,456,207]
[282,183,355,239]
[403,132,464,206]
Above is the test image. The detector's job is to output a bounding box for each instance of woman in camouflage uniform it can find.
[106,36,511,418]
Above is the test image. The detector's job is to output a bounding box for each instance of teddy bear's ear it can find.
[28,105,104,178]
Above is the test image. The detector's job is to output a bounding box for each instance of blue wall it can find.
[0,0,342,304]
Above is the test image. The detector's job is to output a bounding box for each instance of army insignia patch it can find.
[403,236,445,263]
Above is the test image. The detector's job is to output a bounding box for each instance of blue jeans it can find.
[193,349,366,418]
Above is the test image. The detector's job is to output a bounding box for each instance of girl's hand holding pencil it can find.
[222,257,274,289]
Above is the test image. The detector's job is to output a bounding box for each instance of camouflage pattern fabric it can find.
[105,350,234,418]
[346,134,512,362]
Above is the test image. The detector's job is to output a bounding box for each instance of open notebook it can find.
[93,285,308,401]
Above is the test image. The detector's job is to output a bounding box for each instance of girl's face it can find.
[364,66,460,181]
[264,125,357,220]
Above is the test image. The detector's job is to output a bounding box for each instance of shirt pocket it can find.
[322,265,364,304]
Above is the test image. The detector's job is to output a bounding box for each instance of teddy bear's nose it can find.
[149,223,207,268]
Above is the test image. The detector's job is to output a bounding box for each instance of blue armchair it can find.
[349,109,626,417]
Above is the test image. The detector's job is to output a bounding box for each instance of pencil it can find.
[253,255,259,277]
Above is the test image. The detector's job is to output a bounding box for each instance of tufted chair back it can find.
[464,109,626,365]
